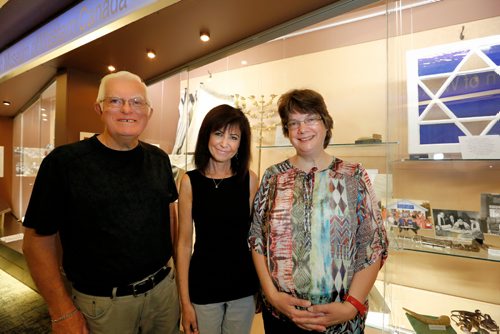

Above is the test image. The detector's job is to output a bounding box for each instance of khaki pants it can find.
[72,269,180,334]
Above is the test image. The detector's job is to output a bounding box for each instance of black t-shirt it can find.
[23,136,178,287]
[187,169,258,304]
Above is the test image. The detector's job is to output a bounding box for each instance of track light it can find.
[146,49,156,59]
[200,31,210,42]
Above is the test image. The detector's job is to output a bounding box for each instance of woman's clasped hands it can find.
[267,290,358,332]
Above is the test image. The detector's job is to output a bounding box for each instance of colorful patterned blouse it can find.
[249,158,388,333]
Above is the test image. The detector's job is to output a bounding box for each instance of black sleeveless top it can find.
[187,169,258,304]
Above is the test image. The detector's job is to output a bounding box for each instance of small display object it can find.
[410,235,483,252]
[385,199,432,234]
[14,146,52,177]
[432,209,483,240]
[480,193,500,236]
[403,308,456,334]
[354,133,382,144]
[450,310,499,334]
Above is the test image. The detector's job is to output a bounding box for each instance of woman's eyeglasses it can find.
[286,116,323,130]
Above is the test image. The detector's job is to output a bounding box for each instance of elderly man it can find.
[23,71,180,334]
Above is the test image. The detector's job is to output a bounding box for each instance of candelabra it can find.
[234,94,281,178]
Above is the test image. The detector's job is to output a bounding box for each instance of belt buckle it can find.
[131,276,154,297]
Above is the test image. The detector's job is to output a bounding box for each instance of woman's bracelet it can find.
[51,308,78,323]
[342,294,367,317]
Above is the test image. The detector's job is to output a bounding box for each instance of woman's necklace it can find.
[212,178,224,189]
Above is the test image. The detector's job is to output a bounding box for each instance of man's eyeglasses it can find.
[100,97,150,111]
[286,116,323,130]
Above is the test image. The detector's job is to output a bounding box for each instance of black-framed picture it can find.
[432,208,483,240]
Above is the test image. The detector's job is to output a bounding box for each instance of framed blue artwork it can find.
[406,35,500,154]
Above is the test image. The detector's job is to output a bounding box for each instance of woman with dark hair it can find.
[177,104,259,334]
[249,89,388,333]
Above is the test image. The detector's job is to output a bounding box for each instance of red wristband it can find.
[343,294,367,317]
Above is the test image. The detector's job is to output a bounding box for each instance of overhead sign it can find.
[0,0,178,81]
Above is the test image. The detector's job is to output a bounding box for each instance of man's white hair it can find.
[96,71,150,105]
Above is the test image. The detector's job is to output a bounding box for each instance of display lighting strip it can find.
[273,0,442,40]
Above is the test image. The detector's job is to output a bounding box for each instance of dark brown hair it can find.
[194,104,251,178]
[277,89,333,148]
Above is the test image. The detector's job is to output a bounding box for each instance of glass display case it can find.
[11,82,56,219]
[384,0,500,332]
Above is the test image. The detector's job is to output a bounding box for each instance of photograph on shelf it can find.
[480,193,500,236]
[432,208,483,240]
[384,199,432,235]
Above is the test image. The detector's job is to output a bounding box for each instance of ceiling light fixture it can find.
[146,49,156,59]
[108,65,116,72]
[200,31,210,42]
[2,100,11,106]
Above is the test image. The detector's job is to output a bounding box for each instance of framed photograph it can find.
[385,199,432,234]
[432,208,482,240]
[406,35,500,154]
[480,193,500,235]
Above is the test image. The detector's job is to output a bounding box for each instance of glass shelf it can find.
[391,235,500,263]
[258,141,399,149]
[393,159,500,171]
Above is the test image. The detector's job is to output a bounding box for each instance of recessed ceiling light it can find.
[108,65,116,72]
[146,49,156,59]
[200,31,210,42]
[241,60,248,65]
[2,100,11,106]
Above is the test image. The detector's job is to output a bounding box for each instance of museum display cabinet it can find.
[382,0,500,331]
[11,82,56,220]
